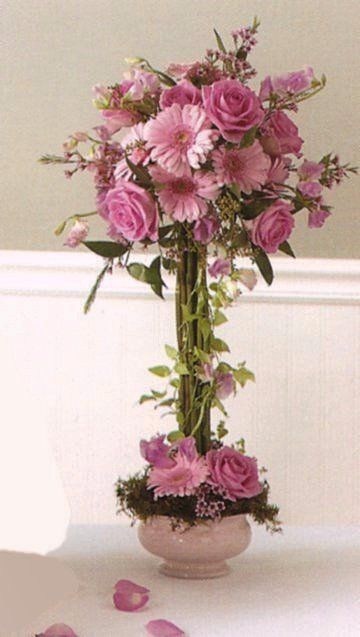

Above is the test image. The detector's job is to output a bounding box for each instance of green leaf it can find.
[194,347,211,363]
[233,367,255,387]
[159,225,173,239]
[174,362,189,375]
[241,199,273,220]
[170,378,180,389]
[83,262,110,314]
[239,126,258,148]
[165,344,177,360]
[148,365,171,377]
[213,310,228,326]
[125,156,152,187]
[199,317,211,340]
[214,28,226,53]
[213,397,228,416]
[84,241,128,259]
[151,389,167,399]
[278,241,296,258]
[156,397,174,407]
[211,337,230,353]
[167,430,185,443]
[54,220,67,236]
[216,420,229,440]
[127,262,149,283]
[139,394,156,404]
[253,248,274,285]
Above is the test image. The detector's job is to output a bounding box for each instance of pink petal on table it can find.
[36,624,78,637]
[146,619,185,636]
[114,579,150,594]
[113,579,150,612]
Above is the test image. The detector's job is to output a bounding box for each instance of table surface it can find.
[8,523,360,637]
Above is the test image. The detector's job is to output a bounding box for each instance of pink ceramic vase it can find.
[137,514,252,579]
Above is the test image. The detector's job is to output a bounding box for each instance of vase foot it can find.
[159,560,230,579]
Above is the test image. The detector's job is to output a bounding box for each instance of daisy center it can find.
[170,177,196,195]
[224,151,243,173]
[172,125,194,149]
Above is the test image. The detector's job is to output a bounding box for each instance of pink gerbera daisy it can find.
[212,140,270,193]
[145,103,218,176]
[114,123,150,180]
[147,446,208,498]
[150,165,220,222]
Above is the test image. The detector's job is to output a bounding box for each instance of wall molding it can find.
[0,250,359,304]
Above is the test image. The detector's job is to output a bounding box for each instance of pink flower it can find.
[193,216,219,244]
[298,159,324,181]
[206,446,262,501]
[167,62,193,78]
[308,205,331,228]
[175,436,198,460]
[140,435,174,469]
[101,108,141,135]
[36,625,78,637]
[266,157,291,187]
[145,104,218,176]
[63,220,89,248]
[212,140,270,193]
[150,165,219,222]
[160,79,202,109]
[105,179,158,242]
[113,579,150,612]
[297,181,323,198]
[122,69,160,100]
[261,111,303,157]
[208,258,231,278]
[93,125,112,141]
[115,123,150,180]
[214,372,235,400]
[259,66,314,100]
[147,444,208,498]
[202,79,264,143]
[251,200,295,253]
[146,619,185,637]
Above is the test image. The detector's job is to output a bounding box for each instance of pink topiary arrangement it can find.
[41,19,356,531]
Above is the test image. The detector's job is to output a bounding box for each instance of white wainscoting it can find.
[0,251,359,540]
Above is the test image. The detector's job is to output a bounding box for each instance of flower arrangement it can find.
[41,19,356,533]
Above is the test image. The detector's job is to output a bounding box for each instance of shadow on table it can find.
[0,551,78,636]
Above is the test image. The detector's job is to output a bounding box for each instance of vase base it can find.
[159,560,230,579]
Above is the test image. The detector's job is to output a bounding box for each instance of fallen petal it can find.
[36,624,78,637]
[114,579,150,595]
[146,619,185,636]
[113,582,149,612]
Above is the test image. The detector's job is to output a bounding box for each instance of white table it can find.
[7,524,360,636]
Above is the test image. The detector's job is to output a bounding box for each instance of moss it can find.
[115,471,282,533]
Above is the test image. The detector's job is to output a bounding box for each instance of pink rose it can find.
[193,216,219,244]
[261,111,303,157]
[206,446,262,501]
[105,179,158,242]
[202,79,264,143]
[37,624,78,637]
[297,181,323,199]
[259,66,314,100]
[251,200,295,253]
[160,79,202,109]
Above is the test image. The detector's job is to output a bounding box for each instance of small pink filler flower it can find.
[145,103,218,176]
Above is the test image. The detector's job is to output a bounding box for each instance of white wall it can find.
[0,251,359,552]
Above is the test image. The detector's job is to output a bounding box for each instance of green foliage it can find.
[83,262,111,314]
[278,241,296,258]
[148,365,171,377]
[253,248,274,285]
[83,241,128,259]
[213,28,227,53]
[127,256,166,298]
[115,472,281,533]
